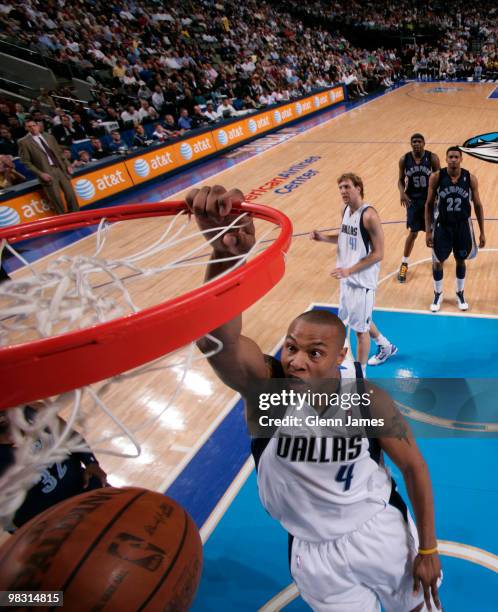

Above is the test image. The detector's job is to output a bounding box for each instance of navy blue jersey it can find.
[0,444,99,529]
[404,151,433,199]
[436,168,472,224]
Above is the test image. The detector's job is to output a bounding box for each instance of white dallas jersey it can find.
[337,203,380,289]
[254,368,392,542]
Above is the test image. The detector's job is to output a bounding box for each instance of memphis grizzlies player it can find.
[0,407,108,531]
[425,146,485,312]
[311,173,396,368]
[188,184,442,612]
[397,134,440,283]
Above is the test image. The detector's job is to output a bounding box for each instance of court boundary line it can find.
[157,393,241,492]
[486,85,498,99]
[405,81,498,111]
[200,456,254,543]
[311,302,498,320]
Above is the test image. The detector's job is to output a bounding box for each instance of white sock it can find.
[456,278,465,292]
[434,280,443,293]
[373,333,389,347]
[362,364,367,377]
[402,256,408,264]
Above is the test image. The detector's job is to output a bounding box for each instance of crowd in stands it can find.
[0,0,496,188]
[300,0,498,80]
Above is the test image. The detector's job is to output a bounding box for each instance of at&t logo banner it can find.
[71,163,133,205]
[126,133,216,184]
[1,86,345,225]
[0,193,52,226]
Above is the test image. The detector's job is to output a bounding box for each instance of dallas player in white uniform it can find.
[311,173,397,368]
[188,184,442,612]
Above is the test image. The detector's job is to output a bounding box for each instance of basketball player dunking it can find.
[398,134,440,283]
[188,184,442,612]
[425,146,485,312]
[311,173,397,369]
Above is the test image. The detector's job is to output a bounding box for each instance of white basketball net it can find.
[0,208,276,527]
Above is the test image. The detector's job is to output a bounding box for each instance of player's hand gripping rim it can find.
[185,185,256,256]
[412,551,442,611]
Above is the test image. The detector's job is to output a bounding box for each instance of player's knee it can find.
[456,260,466,278]
[432,265,443,280]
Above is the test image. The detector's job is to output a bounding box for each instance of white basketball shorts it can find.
[290,504,441,611]
[338,283,376,333]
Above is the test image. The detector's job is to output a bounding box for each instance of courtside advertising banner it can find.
[0,190,50,227]
[71,162,133,207]
[212,111,275,152]
[1,86,345,225]
[126,132,217,184]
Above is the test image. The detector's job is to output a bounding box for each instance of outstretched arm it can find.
[310,229,340,244]
[370,387,441,610]
[470,173,485,247]
[187,186,269,394]
[425,172,439,247]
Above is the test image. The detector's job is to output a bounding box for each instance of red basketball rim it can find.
[0,201,292,409]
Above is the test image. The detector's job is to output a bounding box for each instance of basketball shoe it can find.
[430,292,443,312]
[368,343,398,366]
[456,291,468,311]
[398,262,408,283]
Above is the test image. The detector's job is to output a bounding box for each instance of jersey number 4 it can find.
[336,464,355,491]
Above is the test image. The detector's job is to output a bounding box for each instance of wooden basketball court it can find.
[3,81,498,536]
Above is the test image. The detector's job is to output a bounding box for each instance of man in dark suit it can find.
[18,118,79,215]
[0,127,18,156]
[51,115,78,146]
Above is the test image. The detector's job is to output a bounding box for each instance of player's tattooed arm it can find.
[389,410,410,444]
[372,384,439,576]
[367,384,410,444]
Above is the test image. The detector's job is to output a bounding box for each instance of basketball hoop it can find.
[0,201,291,407]
[0,200,292,525]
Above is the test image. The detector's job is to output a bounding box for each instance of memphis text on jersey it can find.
[437,183,469,200]
[259,414,385,428]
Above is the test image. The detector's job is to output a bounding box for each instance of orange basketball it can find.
[0,487,202,611]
